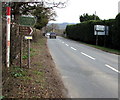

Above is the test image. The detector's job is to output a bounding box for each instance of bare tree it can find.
[2,0,68,22]
[43,0,69,8]
[2,0,69,8]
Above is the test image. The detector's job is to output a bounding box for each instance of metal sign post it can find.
[25,36,32,68]
[6,7,11,67]
[28,39,30,68]
[96,31,98,45]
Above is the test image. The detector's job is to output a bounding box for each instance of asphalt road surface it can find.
[47,36,119,98]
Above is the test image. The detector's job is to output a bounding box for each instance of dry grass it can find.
[2,37,67,99]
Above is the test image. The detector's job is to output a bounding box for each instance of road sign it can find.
[25,36,33,40]
[94,25,109,46]
[19,26,33,35]
[94,25,109,35]
[95,25,105,31]
[19,16,36,27]
[29,27,33,35]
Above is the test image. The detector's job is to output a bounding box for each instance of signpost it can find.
[19,27,33,68]
[94,25,109,46]
[19,26,33,68]
[19,15,35,68]
[25,36,32,68]
[19,16,36,27]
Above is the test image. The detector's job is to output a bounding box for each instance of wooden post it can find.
[28,39,30,68]
[96,31,98,45]
[20,33,23,67]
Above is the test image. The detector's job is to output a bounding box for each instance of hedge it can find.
[65,14,120,50]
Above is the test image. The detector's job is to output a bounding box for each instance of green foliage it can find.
[22,55,28,59]
[79,41,120,54]
[0,96,5,99]
[79,13,100,22]
[30,48,37,57]
[11,66,26,78]
[30,53,36,57]
[113,13,120,49]
[22,76,32,81]
[65,17,120,50]
[33,71,44,76]
[32,5,56,29]
[30,48,36,52]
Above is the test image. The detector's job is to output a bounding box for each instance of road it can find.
[47,36,119,98]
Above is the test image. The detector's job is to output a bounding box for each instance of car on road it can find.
[49,32,57,39]
[45,32,51,38]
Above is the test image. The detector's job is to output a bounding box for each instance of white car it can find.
[45,32,50,38]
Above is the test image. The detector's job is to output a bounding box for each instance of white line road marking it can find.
[105,64,120,73]
[62,42,64,43]
[65,44,69,46]
[81,52,96,60]
[71,47,77,51]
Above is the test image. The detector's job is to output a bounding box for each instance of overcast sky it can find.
[49,0,120,23]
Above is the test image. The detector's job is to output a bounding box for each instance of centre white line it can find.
[65,44,69,46]
[71,47,77,51]
[81,52,96,60]
[62,42,65,44]
[105,64,120,73]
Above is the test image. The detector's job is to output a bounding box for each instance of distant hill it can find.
[48,22,76,29]
[57,22,76,29]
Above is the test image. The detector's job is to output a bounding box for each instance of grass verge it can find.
[79,41,120,55]
[63,36,120,55]
[3,37,66,98]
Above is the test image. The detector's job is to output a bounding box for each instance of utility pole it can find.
[94,11,96,20]
[6,6,11,67]
[95,11,98,45]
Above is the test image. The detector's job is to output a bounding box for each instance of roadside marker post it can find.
[6,7,11,68]
[19,26,33,68]
[25,36,33,68]
[28,38,31,68]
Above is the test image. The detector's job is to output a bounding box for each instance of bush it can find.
[65,18,120,50]
[112,13,120,49]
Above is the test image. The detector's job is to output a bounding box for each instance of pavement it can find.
[47,36,119,98]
